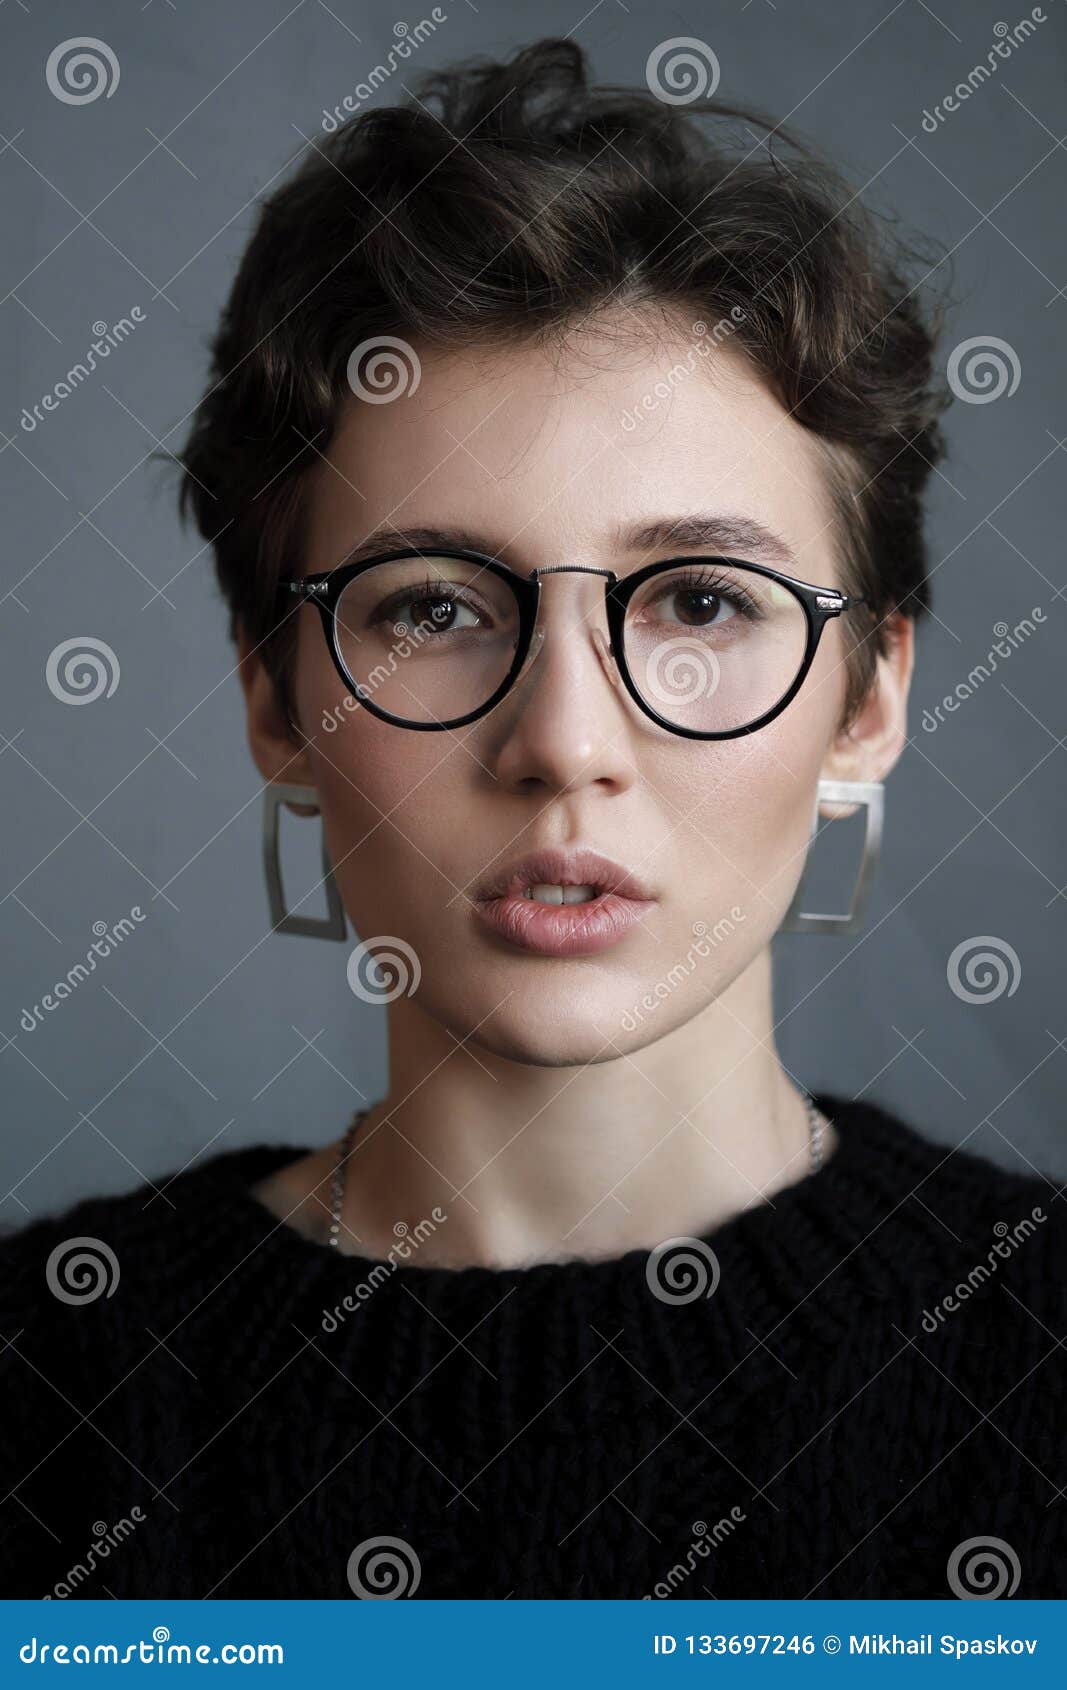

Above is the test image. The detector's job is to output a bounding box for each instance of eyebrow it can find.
[613,514,796,567]
[331,512,797,573]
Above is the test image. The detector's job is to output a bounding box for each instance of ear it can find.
[236,621,317,814]
[817,613,914,820]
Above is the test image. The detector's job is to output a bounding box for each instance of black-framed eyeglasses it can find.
[283,547,871,740]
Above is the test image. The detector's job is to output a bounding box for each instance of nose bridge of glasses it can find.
[528,563,616,627]
[524,563,616,659]
[520,566,621,699]
[530,564,618,582]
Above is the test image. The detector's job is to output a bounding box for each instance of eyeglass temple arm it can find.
[815,590,872,613]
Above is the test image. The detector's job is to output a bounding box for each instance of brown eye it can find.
[662,587,732,628]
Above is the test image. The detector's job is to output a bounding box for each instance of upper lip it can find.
[474,846,656,903]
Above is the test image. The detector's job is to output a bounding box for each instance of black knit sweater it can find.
[1,1093,1064,1600]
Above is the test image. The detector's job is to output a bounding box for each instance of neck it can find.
[334,953,835,1270]
[337,945,834,1269]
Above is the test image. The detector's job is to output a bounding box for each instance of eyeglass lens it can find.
[333,555,809,732]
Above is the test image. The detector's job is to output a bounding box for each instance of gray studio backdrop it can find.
[2,1,1065,1228]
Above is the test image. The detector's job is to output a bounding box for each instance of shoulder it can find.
[825,1093,1067,1335]
[0,1138,302,1373]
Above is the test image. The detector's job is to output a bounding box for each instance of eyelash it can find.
[654,565,763,620]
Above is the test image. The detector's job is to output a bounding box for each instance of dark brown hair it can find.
[176,36,952,731]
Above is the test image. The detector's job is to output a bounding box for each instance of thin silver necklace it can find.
[328,1107,369,1248]
[327,1091,827,1250]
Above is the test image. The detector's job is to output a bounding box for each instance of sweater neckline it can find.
[186,1089,936,1292]
[145,1091,957,1404]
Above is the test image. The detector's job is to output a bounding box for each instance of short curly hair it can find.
[175,36,953,732]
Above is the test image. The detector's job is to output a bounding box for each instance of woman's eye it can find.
[652,588,738,628]
[392,594,481,633]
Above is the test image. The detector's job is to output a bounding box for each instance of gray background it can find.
[2,0,1064,1228]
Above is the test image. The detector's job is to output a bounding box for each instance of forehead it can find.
[302,324,840,577]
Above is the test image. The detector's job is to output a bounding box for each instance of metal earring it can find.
[780,778,884,936]
[262,782,347,940]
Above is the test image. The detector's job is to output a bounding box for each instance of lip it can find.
[472,846,657,957]
[473,846,656,905]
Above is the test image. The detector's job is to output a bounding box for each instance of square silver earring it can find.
[262,782,347,940]
[780,778,884,936]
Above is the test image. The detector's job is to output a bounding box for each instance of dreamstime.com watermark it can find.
[42,1509,147,1598]
[321,13,447,131]
[919,1208,1046,1334]
[322,1207,448,1331]
[622,909,745,1032]
[643,1510,747,1598]
[18,309,146,433]
[920,610,1046,731]
[620,312,747,432]
[920,10,1047,132]
[18,1628,284,1666]
[321,604,452,734]
[19,905,147,1032]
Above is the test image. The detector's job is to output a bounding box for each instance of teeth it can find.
[523,883,599,905]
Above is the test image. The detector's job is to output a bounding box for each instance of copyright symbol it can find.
[823,1635,841,1655]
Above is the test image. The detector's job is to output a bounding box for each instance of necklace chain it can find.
[328,1107,367,1248]
[328,1092,827,1250]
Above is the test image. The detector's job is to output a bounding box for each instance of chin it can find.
[469,1025,634,1070]
[440,984,670,1070]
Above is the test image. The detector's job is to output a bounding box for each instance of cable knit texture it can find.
[1,1093,1064,1599]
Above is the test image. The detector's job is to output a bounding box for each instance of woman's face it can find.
[275,319,893,1065]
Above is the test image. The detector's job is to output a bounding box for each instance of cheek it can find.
[312,720,452,937]
[289,620,437,923]
[650,723,822,914]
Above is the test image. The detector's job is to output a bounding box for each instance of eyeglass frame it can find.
[283,546,872,741]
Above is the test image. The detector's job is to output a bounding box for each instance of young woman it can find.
[2,38,1062,1602]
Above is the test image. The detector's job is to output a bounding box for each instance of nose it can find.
[488,567,638,797]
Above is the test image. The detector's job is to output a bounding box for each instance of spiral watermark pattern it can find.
[45,1236,120,1304]
[947,1535,1021,1599]
[643,638,721,710]
[947,935,1021,1003]
[46,637,120,705]
[346,1535,422,1598]
[46,38,120,105]
[947,336,1021,404]
[646,1236,720,1304]
[346,336,422,404]
[347,935,422,1003]
[646,38,720,104]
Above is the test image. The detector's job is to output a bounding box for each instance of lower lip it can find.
[473,890,656,956]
